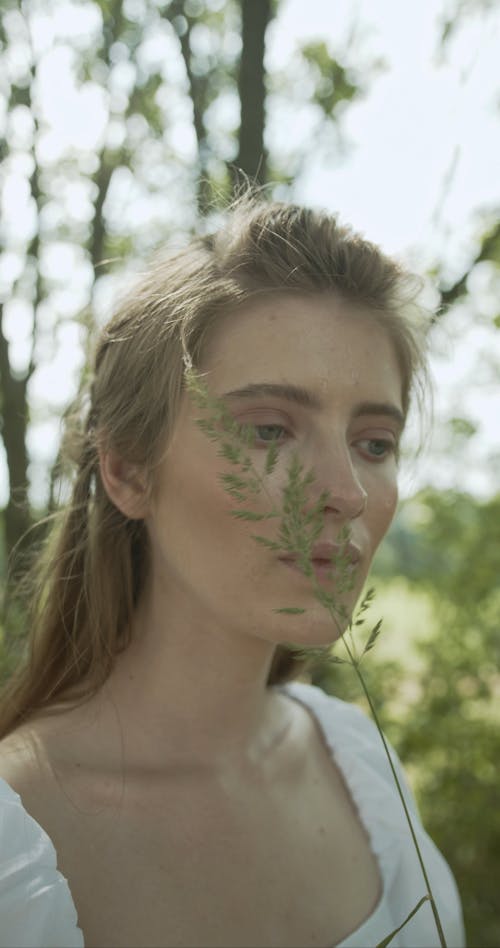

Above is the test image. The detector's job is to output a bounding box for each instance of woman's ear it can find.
[99,447,149,520]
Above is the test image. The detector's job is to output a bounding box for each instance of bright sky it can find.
[1,0,499,504]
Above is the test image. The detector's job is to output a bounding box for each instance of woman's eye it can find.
[253,423,289,444]
[357,438,396,460]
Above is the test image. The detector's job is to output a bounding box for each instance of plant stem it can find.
[339,630,448,948]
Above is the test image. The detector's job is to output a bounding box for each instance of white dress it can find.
[0,681,466,948]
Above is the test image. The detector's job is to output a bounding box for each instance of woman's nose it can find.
[306,444,368,521]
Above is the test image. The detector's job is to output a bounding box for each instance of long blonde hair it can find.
[0,195,430,737]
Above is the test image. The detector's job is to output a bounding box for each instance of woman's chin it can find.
[274,610,352,651]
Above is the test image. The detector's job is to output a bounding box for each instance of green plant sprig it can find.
[183,364,447,948]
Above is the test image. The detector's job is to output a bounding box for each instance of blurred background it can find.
[0,0,499,943]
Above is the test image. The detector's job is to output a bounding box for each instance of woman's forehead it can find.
[195,294,404,416]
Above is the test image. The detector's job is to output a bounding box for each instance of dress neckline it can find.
[1,681,407,947]
[277,681,393,947]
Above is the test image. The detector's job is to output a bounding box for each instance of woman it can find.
[0,198,464,947]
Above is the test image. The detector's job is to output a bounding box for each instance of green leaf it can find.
[219,473,248,490]
[224,490,244,502]
[218,443,242,464]
[250,535,283,551]
[230,510,268,522]
[273,607,307,614]
[265,441,279,475]
[300,41,360,115]
[362,619,383,656]
[448,417,477,439]
[326,654,348,665]
[234,422,256,448]
[195,419,219,441]
[375,895,429,948]
[356,587,375,614]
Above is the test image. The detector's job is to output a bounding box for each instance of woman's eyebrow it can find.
[353,401,406,430]
[221,382,321,409]
[221,383,405,429]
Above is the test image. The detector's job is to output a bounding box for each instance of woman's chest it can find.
[56,752,382,947]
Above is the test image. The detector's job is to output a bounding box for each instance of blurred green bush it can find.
[313,489,500,948]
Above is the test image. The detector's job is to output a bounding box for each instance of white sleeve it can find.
[0,779,84,948]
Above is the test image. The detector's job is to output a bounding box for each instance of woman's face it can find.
[146,293,405,647]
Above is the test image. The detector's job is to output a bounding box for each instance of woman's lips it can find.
[281,560,354,582]
[280,544,361,583]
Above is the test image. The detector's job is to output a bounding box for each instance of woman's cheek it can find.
[372,475,399,533]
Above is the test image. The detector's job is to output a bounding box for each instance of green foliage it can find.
[439,220,500,309]
[387,493,500,945]
[448,416,478,439]
[325,488,500,947]
[0,583,29,690]
[439,0,500,49]
[396,616,500,948]
[300,41,359,115]
[317,581,500,946]
[380,489,500,610]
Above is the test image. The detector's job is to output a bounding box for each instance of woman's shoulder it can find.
[0,719,57,827]
[0,731,84,948]
[279,679,387,752]
[280,680,424,828]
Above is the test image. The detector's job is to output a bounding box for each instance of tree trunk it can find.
[235,0,273,187]
[166,0,213,216]
[0,307,32,562]
[0,31,41,564]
